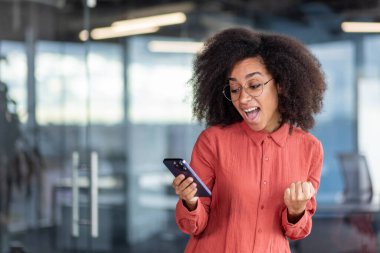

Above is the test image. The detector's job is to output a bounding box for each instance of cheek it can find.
[232,101,240,112]
[270,96,279,110]
[261,94,279,115]
[270,98,280,117]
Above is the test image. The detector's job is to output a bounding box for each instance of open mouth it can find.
[244,107,260,121]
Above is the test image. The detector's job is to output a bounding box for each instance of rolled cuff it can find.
[281,204,313,240]
[176,198,205,235]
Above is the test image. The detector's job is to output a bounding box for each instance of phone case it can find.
[163,158,212,197]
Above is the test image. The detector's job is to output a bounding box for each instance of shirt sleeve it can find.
[281,140,323,240]
[175,130,216,235]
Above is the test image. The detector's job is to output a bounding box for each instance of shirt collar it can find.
[239,121,290,147]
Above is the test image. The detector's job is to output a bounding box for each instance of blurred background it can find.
[0,0,379,252]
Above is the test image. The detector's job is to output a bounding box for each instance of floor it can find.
[7,227,304,253]
[10,214,380,253]
[8,227,188,253]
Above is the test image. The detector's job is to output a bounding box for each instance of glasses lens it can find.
[223,79,270,101]
[223,86,232,101]
[246,83,264,97]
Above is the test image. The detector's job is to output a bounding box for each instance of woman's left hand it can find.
[283,181,315,218]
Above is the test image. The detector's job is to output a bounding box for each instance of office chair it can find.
[338,153,373,204]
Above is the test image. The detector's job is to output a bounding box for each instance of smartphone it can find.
[163,158,212,197]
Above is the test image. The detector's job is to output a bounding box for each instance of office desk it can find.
[296,201,380,253]
[317,202,380,215]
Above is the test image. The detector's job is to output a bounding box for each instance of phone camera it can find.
[178,161,187,170]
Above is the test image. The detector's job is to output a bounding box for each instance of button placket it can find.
[257,138,270,237]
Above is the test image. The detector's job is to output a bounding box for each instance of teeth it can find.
[244,107,258,113]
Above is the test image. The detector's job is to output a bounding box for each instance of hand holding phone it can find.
[172,174,198,210]
[163,158,212,197]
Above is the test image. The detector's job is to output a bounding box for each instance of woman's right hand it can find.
[172,174,198,211]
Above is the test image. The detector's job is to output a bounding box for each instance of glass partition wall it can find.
[36,40,126,252]
[0,2,130,253]
[0,1,201,251]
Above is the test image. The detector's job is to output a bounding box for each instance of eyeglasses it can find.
[222,78,273,102]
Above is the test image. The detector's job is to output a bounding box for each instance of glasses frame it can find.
[222,78,273,102]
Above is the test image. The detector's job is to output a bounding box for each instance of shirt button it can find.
[264,157,269,161]
[263,181,267,185]
[258,229,262,233]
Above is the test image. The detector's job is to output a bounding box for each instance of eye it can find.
[230,86,241,94]
[248,83,262,90]
[228,82,241,94]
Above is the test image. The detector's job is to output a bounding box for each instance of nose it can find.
[238,87,252,103]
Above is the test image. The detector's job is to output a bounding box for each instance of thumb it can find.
[308,182,315,196]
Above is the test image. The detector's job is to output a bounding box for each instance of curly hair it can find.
[191,27,326,131]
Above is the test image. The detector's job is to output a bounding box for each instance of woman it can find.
[172,27,326,252]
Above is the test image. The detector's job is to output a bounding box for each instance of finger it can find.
[296,181,304,201]
[177,177,193,192]
[172,174,186,187]
[174,177,192,195]
[290,183,296,201]
[309,182,315,196]
[302,182,310,199]
[183,185,198,201]
[181,182,197,198]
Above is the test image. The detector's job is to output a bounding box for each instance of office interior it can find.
[0,0,380,252]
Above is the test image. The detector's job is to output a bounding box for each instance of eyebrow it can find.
[228,71,263,81]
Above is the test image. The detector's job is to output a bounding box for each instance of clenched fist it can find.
[284,181,315,222]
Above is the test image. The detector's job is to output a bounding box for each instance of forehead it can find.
[229,57,269,78]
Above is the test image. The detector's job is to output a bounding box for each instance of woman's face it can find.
[229,57,281,133]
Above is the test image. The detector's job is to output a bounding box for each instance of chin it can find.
[245,121,266,132]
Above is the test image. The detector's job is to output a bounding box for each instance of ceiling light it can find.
[112,12,186,29]
[79,12,187,40]
[86,0,96,8]
[148,41,203,53]
[342,22,380,33]
[90,26,159,40]
[79,30,89,41]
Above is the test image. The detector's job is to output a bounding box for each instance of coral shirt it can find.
[175,121,323,253]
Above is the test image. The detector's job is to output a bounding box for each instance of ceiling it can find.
[0,0,379,43]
